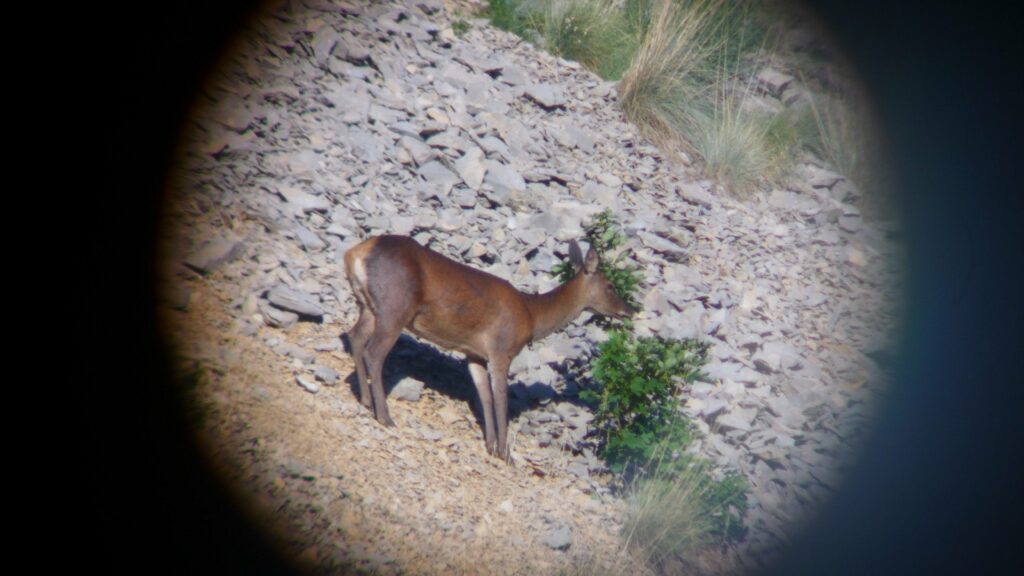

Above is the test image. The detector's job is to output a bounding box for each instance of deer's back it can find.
[349,235,533,358]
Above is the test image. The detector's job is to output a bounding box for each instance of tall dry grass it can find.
[617,0,725,151]
[621,448,747,575]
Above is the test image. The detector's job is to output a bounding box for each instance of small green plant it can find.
[582,330,709,472]
[452,19,471,36]
[551,209,643,311]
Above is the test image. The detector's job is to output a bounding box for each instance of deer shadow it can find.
[340,333,535,430]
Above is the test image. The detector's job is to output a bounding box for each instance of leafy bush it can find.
[582,330,709,472]
[551,209,643,311]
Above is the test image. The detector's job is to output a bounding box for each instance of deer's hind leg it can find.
[346,303,376,410]
[361,310,412,427]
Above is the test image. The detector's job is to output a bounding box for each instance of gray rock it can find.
[324,85,371,120]
[388,121,422,140]
[804,164,844,190]
[524,83,566,110]
[295,226,326,252]
[580,181,617,207]
[762,341,803,370]
[702,397,729,419]
[702,361,762,385]
[258,299,299,329]
[542,525,573,550]
[311,25,338,64]
[498,64,527,86]
[268,285,324,318]
[278,186,331,213]
[839,215,863,233]
[454,146,487,190]
[390,215,415,235]
[483,161,526,201]
[276,341,315,364]
[768,190,819,214]
[314,340,341,352]
[736,333,762,352]
[478,136,510,158]
[567,462,590,479]
[296,375,320,394]
[400,136,433,165]
[598,173,622,188]
[336,38,372,66]
[564,125,595,154]
[417,161,460,195]
[314,365,340,386]
[450,187,478,208]
[751,350,782,374]
[391,377,425,401]
[756,68,795,98]
[717,406,758,432]
[637,231,687,261]
[678,182,713,209]
[831,179,861,203]
[184,237,245,274]
[426,131,472,152]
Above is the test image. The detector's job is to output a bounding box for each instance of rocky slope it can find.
[159,0,900,573]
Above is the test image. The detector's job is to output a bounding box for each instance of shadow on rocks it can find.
[340,333,535,428]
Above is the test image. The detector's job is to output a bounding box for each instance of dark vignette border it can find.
[86,0,1022,574]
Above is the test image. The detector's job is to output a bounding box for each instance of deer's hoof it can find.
[377,414,396,427]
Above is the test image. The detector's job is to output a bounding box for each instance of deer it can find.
[343,234,637,460]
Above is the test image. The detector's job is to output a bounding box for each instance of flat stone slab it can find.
[267,286,324,318]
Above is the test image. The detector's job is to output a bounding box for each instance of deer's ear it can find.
[569,240,584,270]
[583,245,599,274]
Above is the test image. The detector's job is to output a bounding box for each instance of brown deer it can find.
[344,235,636,460]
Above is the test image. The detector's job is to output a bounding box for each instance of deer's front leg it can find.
[468,360,496,454]
[489,357,511,461]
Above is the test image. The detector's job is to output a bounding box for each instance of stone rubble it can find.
[165,0,900,572]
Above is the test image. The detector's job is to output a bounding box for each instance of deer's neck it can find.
[523,275,587,342]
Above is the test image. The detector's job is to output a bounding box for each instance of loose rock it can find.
[542,525,572,550]
[267,286,325,318]
[391,377,425,401]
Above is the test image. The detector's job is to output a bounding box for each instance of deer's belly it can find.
[406,321,485,359]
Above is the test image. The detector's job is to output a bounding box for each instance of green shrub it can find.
[583,329,748,562]
[551,209,643,311]
[582,330,709,472]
